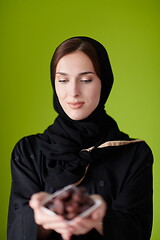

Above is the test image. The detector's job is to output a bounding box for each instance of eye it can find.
[58,79,69,83]
[80,79,92,83]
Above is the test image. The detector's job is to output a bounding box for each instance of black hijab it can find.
[38,36,128,193]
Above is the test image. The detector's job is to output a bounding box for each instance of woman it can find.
[7,37,153,240]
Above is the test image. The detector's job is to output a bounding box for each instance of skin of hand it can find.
[29,192,73,240]
[29,192,107,240]
[68,194,107,236]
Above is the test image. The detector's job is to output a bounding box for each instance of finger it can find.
[91,207,104,220]
[34,209,65,225]
[29,192,49,209]
[69,218,95,235]
[61,230,72,240]
[42,221,70,230]
[90,196,107,220]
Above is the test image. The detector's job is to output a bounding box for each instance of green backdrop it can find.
[1,0,159,239]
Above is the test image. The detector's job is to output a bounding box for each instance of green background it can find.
[0,0,159,239]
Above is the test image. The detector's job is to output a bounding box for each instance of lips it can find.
[67,101,84,109]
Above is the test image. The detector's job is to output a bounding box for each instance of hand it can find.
[67,194,107,236]
[29,192,107,239]
[29,192,73,240]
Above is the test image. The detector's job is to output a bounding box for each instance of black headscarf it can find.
[37,36,128,193]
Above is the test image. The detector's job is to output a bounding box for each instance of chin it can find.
[68,113,89,121]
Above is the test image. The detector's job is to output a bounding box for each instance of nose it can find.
[69,81,79,97]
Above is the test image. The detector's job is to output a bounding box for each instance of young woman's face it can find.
[55,51,101,120]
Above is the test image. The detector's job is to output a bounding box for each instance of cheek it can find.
[90,84,101,102]
[55,85,65,100]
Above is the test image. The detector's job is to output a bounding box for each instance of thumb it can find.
[29,192,49,209]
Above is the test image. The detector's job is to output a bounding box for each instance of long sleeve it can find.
[7,136,42,240]
[102,142,153,240]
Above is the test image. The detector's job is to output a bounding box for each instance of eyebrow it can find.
[55,71,95,76]
[79,71,95,76]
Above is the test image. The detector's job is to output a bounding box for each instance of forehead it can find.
[56,51,96,73]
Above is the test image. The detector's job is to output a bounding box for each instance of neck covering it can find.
[37,36,129,193]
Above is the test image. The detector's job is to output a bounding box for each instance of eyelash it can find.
[80,79,92,83]
[58,79,68,83]
[58,79,92,84]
